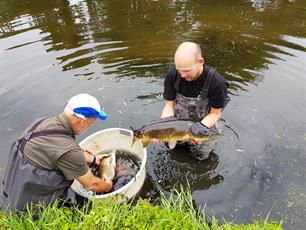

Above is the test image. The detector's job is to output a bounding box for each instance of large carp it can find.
[112,150,140,191]
[131,117,218,149]
[90,150,140,194]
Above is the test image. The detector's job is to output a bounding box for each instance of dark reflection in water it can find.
[0,1,306,229]
[1,0,305,86]
[147,144,223,192]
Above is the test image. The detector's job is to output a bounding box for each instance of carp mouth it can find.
[130,126,139,147]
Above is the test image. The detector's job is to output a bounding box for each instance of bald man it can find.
[161,42,229,160]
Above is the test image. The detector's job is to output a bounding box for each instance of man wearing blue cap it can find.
[2,93,111,211]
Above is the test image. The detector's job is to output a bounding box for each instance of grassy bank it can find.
[0,189,283,230]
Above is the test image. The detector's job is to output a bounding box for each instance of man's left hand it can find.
[187,138,203,145]
[94,153,111,165]
[85,149,111,166]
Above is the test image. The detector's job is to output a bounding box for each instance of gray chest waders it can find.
[173,67,221,160]
[2,118,73,211]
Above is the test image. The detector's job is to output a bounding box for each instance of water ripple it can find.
[0,14,37,34]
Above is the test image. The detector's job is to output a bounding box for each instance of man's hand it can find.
[187,138,202,145]
[95,153,111,165]
[151,138,161,143]
[188,122,214,145]
[84,150,111,166]
[77,170,113,193]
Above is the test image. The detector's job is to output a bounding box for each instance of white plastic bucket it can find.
[70,128,146,203]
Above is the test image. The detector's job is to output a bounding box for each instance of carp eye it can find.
[134,131,142,137]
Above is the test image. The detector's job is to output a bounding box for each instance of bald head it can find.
[174,42,202,61]
[174,42,204,81]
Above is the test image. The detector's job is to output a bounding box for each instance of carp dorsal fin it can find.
[132,117,193,131]
[110,150,116,167]
[159,117,194,123]
[144,116,178,125]
[142,117,190,126]
[160,116,178,121]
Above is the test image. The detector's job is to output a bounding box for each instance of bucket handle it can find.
[119,129,133,137]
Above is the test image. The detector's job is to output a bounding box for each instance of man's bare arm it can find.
[161,100,175,118]
[200,107,222,128]
[77,170,112,193]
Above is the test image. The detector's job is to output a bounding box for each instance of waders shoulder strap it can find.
[200,67,216,99]
[19,117,71,153]
[174,73,181,92]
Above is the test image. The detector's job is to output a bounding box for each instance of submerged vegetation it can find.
[0,189,283,230]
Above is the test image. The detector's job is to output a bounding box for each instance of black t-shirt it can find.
[163,65,228,109]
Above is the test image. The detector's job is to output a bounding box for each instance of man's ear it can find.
[199,57,205,64]
[80,119,86,126]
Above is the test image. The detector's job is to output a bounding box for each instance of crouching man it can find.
[2,93,111,211]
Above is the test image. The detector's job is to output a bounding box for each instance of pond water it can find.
[0,0,305,229]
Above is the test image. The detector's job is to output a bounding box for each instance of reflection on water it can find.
[250,0,284,11]
[147,144,222,192]
[1,0,306,229]
[1,0,305,83]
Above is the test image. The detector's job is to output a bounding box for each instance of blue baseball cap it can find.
[66,93,107,120]
[73,107,107,120]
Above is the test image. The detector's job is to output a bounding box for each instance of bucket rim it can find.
[79,128,133,146]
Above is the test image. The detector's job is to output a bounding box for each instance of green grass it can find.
[0,188,283,230]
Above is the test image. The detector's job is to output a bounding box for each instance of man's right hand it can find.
[77,170,113,193]
[151,138,161,143]
[102,180,113,192]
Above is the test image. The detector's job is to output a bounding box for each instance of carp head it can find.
[130,126,150,148]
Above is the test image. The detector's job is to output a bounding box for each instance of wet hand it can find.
[187,138,203,145]
[104,181,113,192]
[151,138,161,143]
[95,153,111,165]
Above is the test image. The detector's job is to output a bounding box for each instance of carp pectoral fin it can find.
[141,140,150,148]
[109,166,115,181]
[168,141,177,149]
[103,165,115,182]
[110,151,116,167]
